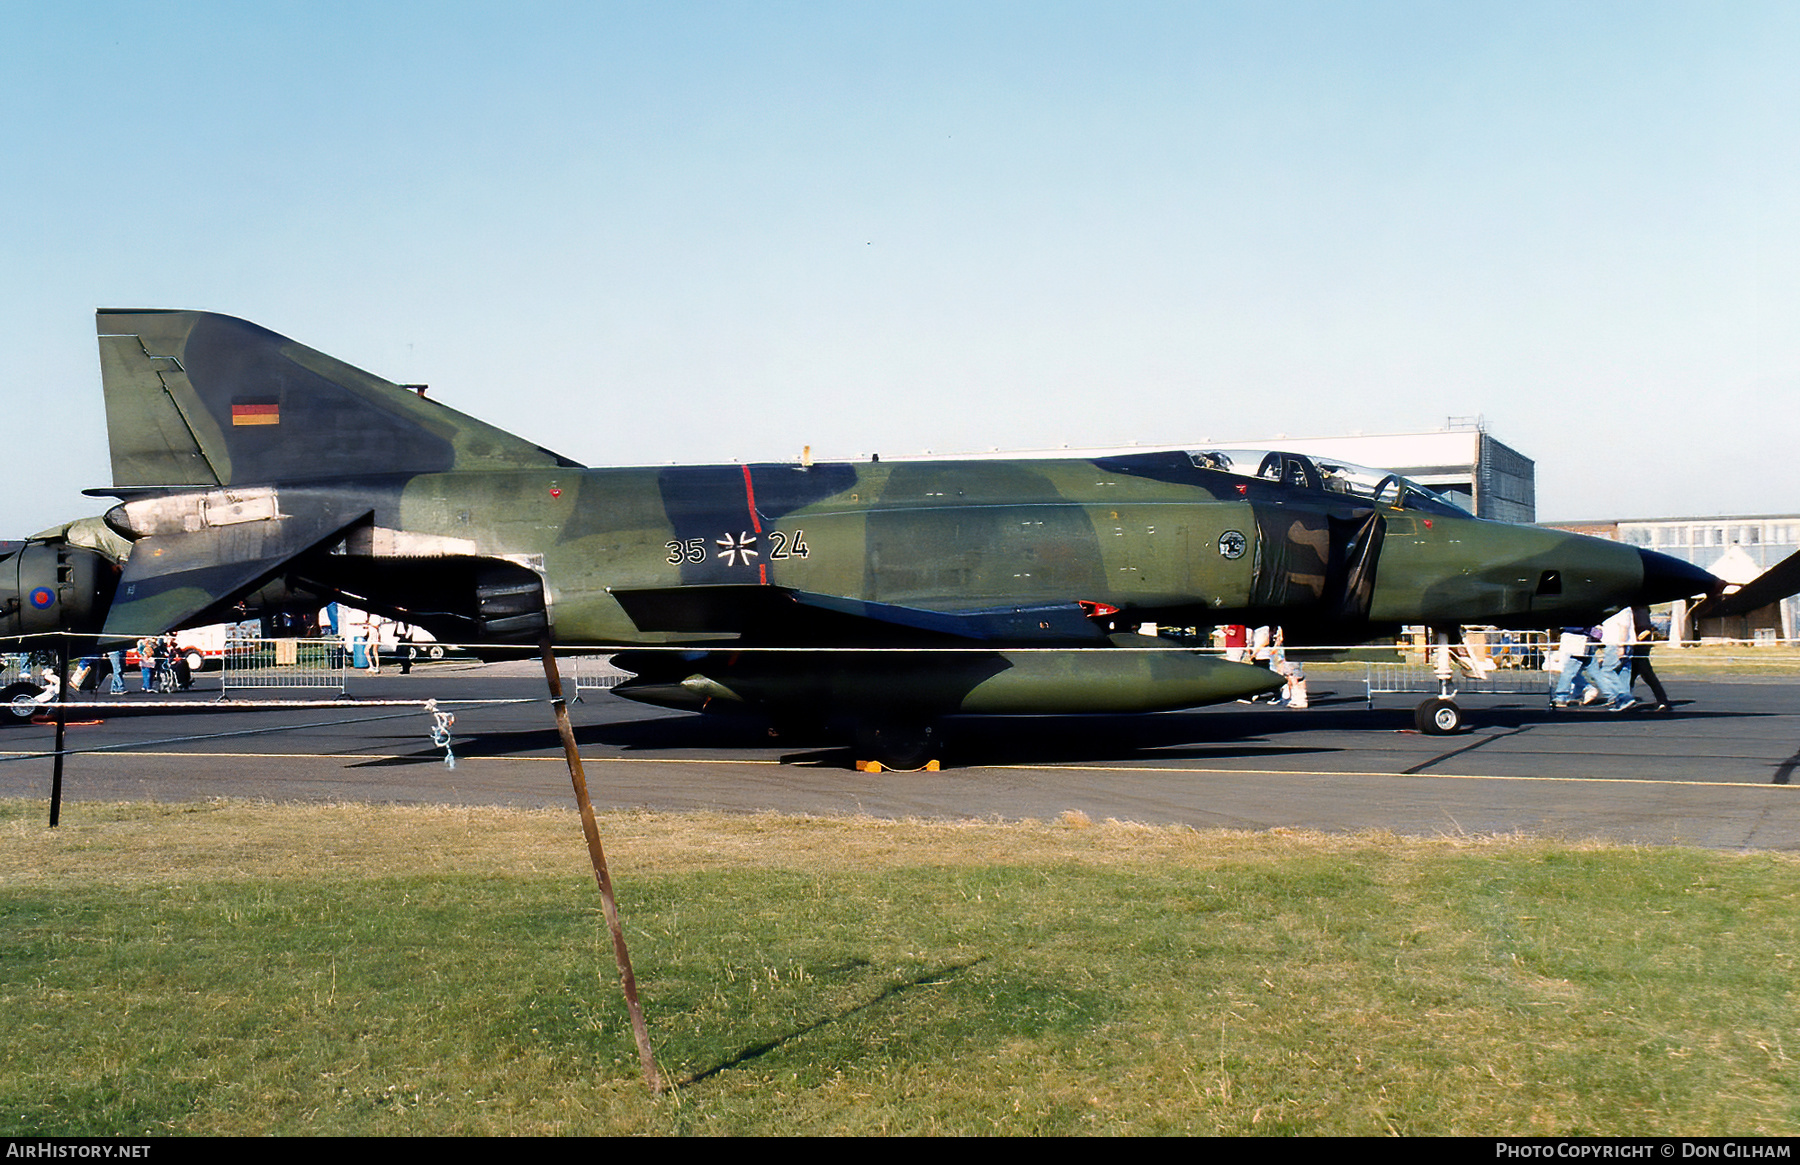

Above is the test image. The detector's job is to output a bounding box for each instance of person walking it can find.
[1629,605,1672,712]
[1551,627,1594,708]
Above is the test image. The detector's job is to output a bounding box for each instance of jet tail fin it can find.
[95,310,582,490]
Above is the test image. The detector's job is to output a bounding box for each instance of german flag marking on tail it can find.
[231,398,280,426]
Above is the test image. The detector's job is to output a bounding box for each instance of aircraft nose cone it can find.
[1637,548,1722,604]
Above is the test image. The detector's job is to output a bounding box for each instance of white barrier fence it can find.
[1364,630,1552,708]
[1363,661,1553,708]
[567,654,628,698]
[220,638,348,694]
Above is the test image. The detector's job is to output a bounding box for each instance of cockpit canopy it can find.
[1187,449,1472,517]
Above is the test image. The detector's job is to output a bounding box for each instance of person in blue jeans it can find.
[1551,628,1594,708]
[137,637,155,692]
[1594,607,1638,712]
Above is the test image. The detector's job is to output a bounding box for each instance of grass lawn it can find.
[2,800,1795,1135]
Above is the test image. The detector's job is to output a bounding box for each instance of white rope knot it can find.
[426,699,456,768]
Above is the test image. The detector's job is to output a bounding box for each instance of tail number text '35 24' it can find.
[666,530,810,567]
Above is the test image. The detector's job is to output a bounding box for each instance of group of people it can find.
[1214,616,1672,716]
[68,637,191,696]
[1550,605,1671,713]
[72,624,426,695]
[132,636,191,693]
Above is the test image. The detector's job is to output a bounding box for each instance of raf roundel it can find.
[1217,530,1247,560]
[27,587,54,610]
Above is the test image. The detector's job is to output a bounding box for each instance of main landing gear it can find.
[852,720,943,773]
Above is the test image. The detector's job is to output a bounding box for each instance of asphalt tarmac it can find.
[3,660,1796,850]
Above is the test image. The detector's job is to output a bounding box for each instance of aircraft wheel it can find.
[853,720,941,771]
[1,682,44,723]
[1415,697,1464,735]
[427,645,446,661]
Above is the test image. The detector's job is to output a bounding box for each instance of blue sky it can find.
[4,1,1795,531]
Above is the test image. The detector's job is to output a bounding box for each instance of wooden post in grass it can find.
[539,637,663,1094]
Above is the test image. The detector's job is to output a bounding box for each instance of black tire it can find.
[1415,697,1464,735]
[1,681,44,723]
[427,645,446,661]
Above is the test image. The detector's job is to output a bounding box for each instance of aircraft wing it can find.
[608,584,1114,645]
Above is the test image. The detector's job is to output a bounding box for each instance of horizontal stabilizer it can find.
[101,499,372,637]
[609,584,1113,645]
[96,310,582,489]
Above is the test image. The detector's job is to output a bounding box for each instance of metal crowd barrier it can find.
[1363,661,1553,709]
[220,637,348,694]
[1392,629,1552,670]
[567,654,628,699]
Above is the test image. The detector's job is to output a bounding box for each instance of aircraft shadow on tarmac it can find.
[339,706,1350,769]
[101,686,1748,772]
[327,695,1547,769]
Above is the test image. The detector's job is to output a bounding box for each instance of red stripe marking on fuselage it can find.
[741,465,768,584]
[740,465,764,533]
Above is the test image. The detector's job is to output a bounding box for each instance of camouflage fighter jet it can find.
[0,310,1725,765]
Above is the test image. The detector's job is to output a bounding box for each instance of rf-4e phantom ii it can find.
[0,310,1735,767]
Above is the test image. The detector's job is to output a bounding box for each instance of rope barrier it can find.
[0,707,449,764]
[21,698,534,710]
[1,629,1796,654]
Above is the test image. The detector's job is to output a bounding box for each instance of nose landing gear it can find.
[1414,696,1464,735]
[1414,627,1472,735]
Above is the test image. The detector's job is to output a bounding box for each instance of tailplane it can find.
[96,309,581,489]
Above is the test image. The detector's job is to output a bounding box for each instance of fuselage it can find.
[14,448,1709,651]
[201,448,1691,647]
